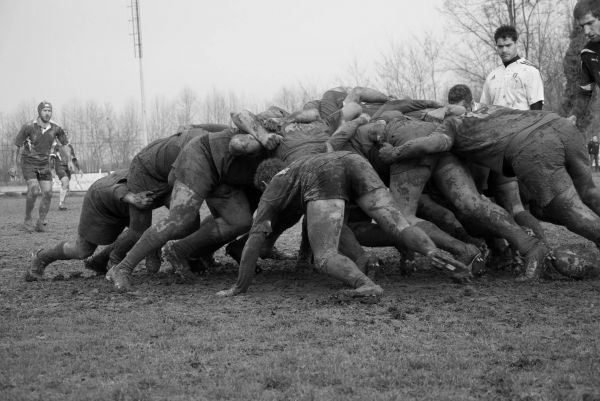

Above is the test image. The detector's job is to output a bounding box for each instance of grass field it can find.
[1,194,599,401]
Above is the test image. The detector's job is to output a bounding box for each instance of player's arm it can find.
[527,68,544,110]
[327,113,371,152]
[379,123,454,164]
[12,124,29,168]
[229,133,268,156]
[217,207,278,296]
[230,110,281,150]
[113,183,155,209]
[344,87,392,104]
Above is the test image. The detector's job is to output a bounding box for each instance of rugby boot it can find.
[515,242,551,282]
[467,251,487,277]
[145,249,162,274]
[356,254,381,279]
[25,249,47,281]
[106,264,132,291]
[162,241,195,282]
[34,219,47,233]
[58,204,68,211]
[83,256,108,276]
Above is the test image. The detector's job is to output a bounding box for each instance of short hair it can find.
[254,158,287,190]
[447,84,473,105]
[494,25,518,42]
[574,0,600,20]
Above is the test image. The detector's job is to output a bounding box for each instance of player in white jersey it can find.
[480,25,544,111]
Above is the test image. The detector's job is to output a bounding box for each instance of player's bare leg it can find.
[26,235,97,281]
[389,165,483,273]
[356,188,472,282]
[58,176,70,210]
[36,180,53,232]
[433,154,550,281]
[24,179,40,231]
[306,199,383,296]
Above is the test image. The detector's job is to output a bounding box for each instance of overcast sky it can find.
[0,0,446,115]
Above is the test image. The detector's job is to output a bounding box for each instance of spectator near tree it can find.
[480,25,544,111]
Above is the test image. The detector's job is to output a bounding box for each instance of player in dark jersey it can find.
[100,125,220,274]
[216,152,470,297]
[328,102,552,279]
[12,101,72,232]
[380,105,600,279]
[50,141,80,210]
[25,170,154,281]
[106,129,268,291]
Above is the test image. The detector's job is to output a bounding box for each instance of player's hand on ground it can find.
[262,133,281,150]
[566,115,577,126]
[216,286,243,297]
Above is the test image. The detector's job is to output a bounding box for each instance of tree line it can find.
[0,0,593,181]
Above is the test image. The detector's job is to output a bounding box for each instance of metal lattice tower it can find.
[129,0,148,146]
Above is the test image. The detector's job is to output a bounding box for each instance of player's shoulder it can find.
[516,58,540,70]
[486,65,505,79]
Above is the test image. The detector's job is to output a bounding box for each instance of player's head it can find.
[574,0,600,43]
[447,84,474,111]
[254,158,287,191]
[494,25,519,62]
[37,101,52,123]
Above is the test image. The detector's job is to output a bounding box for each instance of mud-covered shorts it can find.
[21,161,52,181]
[505,118,587,208]
[128,154,172,208]
[78,192,129,246]
[54,162,71,180]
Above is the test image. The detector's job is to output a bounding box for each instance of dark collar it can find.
[502,55,520,67]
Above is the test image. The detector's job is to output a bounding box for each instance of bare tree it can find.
[441,0,573,110]
[175,86,198,126]
[375,33,443,100]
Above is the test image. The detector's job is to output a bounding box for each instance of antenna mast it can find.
[130,0,148,146]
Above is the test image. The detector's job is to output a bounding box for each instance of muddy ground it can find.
[1,194,599,401]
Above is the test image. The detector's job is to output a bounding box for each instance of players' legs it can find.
[306,199,382,295]
[417,194,485,248]
[37,179,53,230]
[389,164,480,266]
[26,235,98,281]
[434,154,549,280]
[59,176,70,208]
[24,178,40,225]
[165,185,253,276]
[107,181,206,289]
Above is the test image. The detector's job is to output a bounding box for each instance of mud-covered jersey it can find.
[173,129,264,196]
[135,127,209,181]
[86,170,131,220]
[275,121,330,163]
[250,151,383,234]
[480,58,544,110]
[15,120,68,167]
[440,105,562,173]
